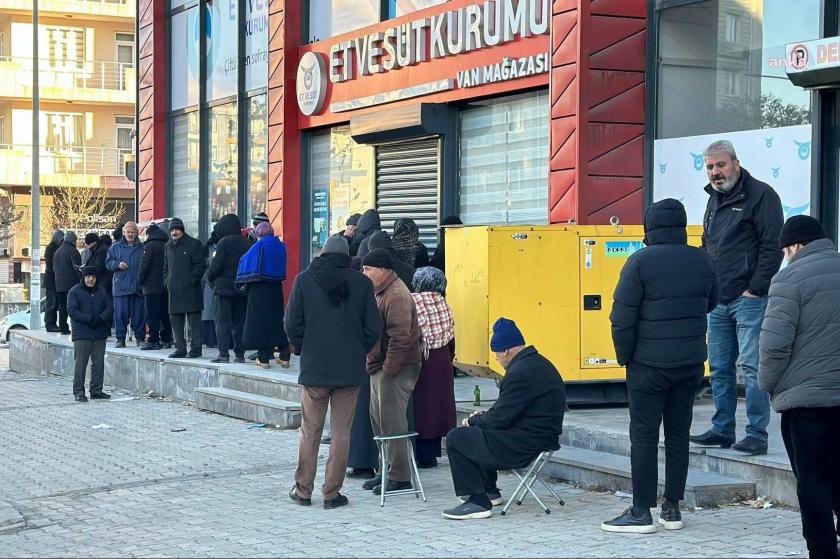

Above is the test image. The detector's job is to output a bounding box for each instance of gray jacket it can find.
[758,238,840,412]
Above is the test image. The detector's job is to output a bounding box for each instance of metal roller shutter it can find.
[375,137,440,249]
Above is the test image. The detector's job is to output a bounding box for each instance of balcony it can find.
[0,0,134,21]
[0,57,136,105]
[0,144,132,189]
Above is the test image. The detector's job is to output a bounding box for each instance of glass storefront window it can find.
[394,0,448,17]
[459,91,549,225]
[653,0,820,224]
[207,102,238,236]
[207,0,238,101]
[307,0,379,43]
[172,112,200,236]
[245,0,268,90]
[307,126,375,257]
[171,7,200,110]
[246,94,268,219]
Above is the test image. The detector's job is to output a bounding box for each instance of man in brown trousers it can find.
[285,235,383,508]
[360,248,422,495]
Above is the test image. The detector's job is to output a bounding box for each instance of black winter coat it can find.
[139,226,169,295]
[43,240,61,290]
[285,253,383,387]
[611,199,719,369]
[53,241,81,293]
[207,214,251,297]
[86,243,109,289]
[354,209,382,259]
[702,168,783,304]
[468,346,566,467]
[164,234,206,314]
[67,280,113,341]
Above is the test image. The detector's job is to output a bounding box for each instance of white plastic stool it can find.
[372,431,427,507]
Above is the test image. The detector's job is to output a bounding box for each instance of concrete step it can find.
[195,387,302,429]
[545,447,755,508]
[218,368,302,402]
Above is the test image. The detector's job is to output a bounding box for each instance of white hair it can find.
[703,140,738,160]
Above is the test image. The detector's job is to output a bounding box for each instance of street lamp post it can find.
[29,0,40,330]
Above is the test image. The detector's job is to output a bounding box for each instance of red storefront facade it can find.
[137,0,648,278]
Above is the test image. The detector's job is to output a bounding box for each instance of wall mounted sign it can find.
[328,0,550,83]
[786,37,840,88]
[296,52,328,116]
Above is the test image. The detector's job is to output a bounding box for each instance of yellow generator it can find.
[446,224,704,403]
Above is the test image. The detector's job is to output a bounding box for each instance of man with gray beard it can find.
[689,140,783,456]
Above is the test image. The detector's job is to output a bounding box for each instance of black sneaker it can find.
[247,352,258,361]
[168,351,188,359]
[45,326,60,333]
[187,350,202,358]
[211,356,229,364]
[347,468,376,479]
[689,430,735,449]
[288,486,311,506]
[323,494,349,509]
[460,490,504,507]
[114,340,126,348]
[659,501,683,530]
[234,354,245,363]
[90,392,111,400]
[362,477,382,491]
[601,507,656,534]
[162,342,173,349]
[442,501,492,520]
[59,329,71,335]
[373,480,412,495]
[140,342,161,351]
[730,436,768,456]
[74,394,88,403]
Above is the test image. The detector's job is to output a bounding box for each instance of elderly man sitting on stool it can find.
[442,318,567,520]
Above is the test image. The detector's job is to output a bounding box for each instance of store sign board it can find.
[328,0,549,83]
[297,52,328,116]
[786,38,840,74]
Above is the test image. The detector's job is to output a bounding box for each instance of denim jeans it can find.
[708,295,771,443]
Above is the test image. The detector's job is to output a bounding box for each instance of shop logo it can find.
[772,166,780,178]
[658,163,667,174]
[690,152,704,171]
[783,203,810,219]
[789,44,809,70]
[795,140,811,160]
[296,52,327,116]
[765,137,774,148]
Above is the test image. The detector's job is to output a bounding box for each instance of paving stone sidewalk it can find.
[0,366,807,558]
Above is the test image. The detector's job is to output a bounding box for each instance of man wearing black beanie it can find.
[359,248,421,497]
[759,215,840,559]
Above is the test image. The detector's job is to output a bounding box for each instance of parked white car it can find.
[0,301,45,342]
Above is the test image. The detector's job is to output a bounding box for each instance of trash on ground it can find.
[182,401,193,407]
[111,397,137,402]
[248,423,267,430]
[91,424,114,429]
[614,490,632,498]
[743,496,774,509]
[144,391,160,399]
[170,427,187,433]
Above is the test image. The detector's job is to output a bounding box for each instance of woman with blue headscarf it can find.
[237,222,291,369]
[411,266,457,468]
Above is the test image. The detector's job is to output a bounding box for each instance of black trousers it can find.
[215,294,246,358]
[446,426,516,497]
[56,291,70,332]
[627,361,703,509]
[144,294,172,344]
[170,311,202,353]
[73,339,106,396]
[44,287,58,329]
[781,407,840,559]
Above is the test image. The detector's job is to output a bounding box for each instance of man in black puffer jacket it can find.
[352,209,381,260]
[67,266,113,402]
[54,231,82,335]
[43,229,65,332]
[285,234,383,508]
[691,140,783,456]
[207,214,252,363]
[366,231,415,292]
[602,199,719,535]
[139,223,172,350]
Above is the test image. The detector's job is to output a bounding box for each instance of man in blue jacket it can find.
[68,266,114,402]
[106,221,145,348]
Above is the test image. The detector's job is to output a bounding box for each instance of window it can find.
[207,102,238,236]
[44,26,87,69]
[307,126,375,257]
[246,94,268,219]
[115,32,135,90]
[207,0,238,101]
[653,0,820,224]
[724,14,738,44]
[44,113,84,148]
[459,91,549,225]
[172,112,200,236]
[115,115,134,172]
[245,0,268,90]
[171,7,200,109]
[0,32,6,57]
[307,0,380,43]
[0,115,5,144]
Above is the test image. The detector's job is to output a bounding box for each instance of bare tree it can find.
[0,188,24,244]
[45,185,124,240]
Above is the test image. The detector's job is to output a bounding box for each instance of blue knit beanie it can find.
[490,317,525,352]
